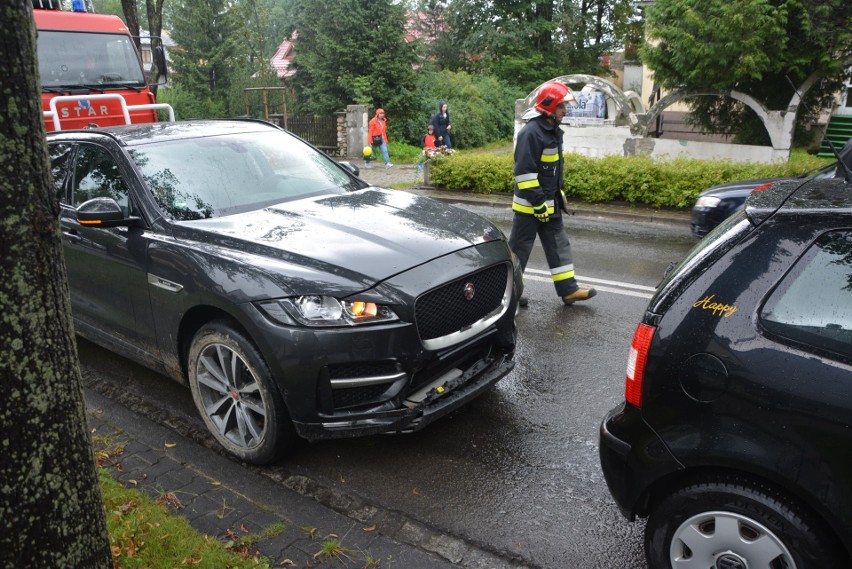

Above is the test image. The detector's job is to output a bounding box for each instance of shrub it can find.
[430,153,514,194]
[429,151,833,209]
[156,84,225,121]
[386,141,422,163]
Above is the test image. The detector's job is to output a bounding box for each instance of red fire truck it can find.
[33,0,173,131]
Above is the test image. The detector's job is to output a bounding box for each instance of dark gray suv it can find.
[49,120,521,464]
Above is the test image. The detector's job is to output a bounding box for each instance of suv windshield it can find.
[129,131,361,220]
[38,30,146,88]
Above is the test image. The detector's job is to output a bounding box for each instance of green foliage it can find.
[642,0,852,137]
[428,151,833,208]
[290,0,417,121]
[169,0,239,99]
[446,0,636,87]
[155,84,225,120]
[642,1,788,90]
[157,84,226,121]
[391,69,524,148]
[430,153,515,194]
[386,141,422,164]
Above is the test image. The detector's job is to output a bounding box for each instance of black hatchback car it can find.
[600,159,852,566]
[690,159,840,238]
[48,120,521,464]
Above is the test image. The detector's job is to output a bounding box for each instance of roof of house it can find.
[271,30,298,79]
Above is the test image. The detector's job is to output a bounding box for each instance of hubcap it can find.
[716,552,748,569]
[196,343,266,449]
[670,511,796,569]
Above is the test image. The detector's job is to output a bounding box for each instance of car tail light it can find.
[625,323,656,408]
[751,182,774,193]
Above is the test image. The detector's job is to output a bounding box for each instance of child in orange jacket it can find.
[418,125,437,172]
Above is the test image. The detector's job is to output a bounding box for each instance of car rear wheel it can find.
[188,321,296,464]
[645,475,845,569]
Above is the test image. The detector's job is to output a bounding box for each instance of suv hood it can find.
[175,188,501,283]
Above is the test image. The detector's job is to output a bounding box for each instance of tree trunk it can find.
[146,0,166,96]
[0,3,113,568]
[121,0,141,52]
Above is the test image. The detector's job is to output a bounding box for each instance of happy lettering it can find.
[693,295,738,318]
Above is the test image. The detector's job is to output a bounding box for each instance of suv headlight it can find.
[694,196,721,208]
[258,296,399,327]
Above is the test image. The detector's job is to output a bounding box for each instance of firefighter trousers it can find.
[508,212,579,297]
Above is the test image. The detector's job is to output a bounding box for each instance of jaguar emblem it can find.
[463,282,475,301]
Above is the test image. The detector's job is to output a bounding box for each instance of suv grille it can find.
[415,263,508,341]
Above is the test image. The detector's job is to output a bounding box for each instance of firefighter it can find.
[509,81,597,307]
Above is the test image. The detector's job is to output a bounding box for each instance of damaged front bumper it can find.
[293,349,514,440]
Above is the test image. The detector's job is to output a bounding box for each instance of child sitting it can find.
[419,125,437,171]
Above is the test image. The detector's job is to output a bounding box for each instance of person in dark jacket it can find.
[431,101,452,148]
[509,81,596,307]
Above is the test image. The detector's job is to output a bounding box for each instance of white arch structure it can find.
[518,63,849,162]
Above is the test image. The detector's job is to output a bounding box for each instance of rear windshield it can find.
[761,230,852,360]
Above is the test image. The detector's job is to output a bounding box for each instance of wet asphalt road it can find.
[79,207,697,569]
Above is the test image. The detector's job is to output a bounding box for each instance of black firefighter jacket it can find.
[512,115,565,217]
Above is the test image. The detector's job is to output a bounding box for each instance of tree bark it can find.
[145,0,166,95]
[0,2,113,567]
[121,0,141,52]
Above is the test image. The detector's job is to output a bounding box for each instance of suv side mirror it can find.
[153,45,168,85]
[339,161,360,177]
[76,197,141,228]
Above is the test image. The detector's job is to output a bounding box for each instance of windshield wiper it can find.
[42,82,145,94]
[94,82,145,91]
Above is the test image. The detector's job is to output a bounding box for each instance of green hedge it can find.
[428,152,832,209]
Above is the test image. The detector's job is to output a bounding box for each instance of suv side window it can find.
[49,143,74,202]
[72,144,131,215]
[760,230,852,359]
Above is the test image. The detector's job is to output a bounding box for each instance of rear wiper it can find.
[826,139,852,183]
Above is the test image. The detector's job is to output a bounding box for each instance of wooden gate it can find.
[285,114,337,153]
[241,87,339,154]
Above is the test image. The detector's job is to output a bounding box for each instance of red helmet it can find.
[534,81,576,116]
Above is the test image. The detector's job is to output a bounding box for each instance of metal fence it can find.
[283,114,337,151]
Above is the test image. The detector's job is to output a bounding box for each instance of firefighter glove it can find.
[533,203,549,223]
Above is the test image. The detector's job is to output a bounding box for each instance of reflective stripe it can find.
[512,198,555,215]
[518,179,540,190]
[515,172,538,183]
[552,269,576,282]
[551,263,575,282]
[541,147,560,163]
